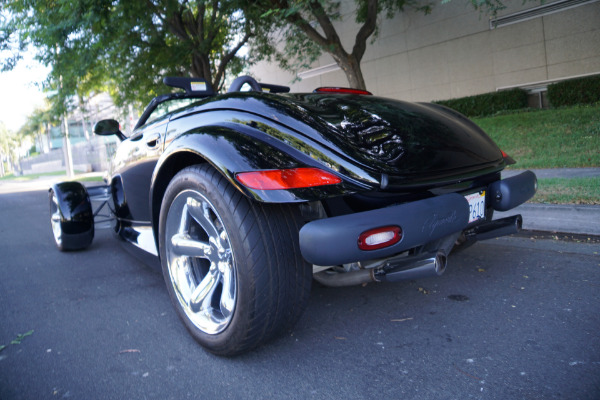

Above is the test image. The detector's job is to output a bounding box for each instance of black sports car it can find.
[49,76,537,356]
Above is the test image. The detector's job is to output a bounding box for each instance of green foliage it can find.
[19,107,56,137]
[1,0,270,117]
[547,75,600,107]
[434,89,528,117]
[0,121,22,176]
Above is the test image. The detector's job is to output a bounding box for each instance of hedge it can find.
[433,88,528,117]
[547,75,600,107]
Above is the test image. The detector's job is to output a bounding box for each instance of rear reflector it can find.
[314,87,373,95]
[236,168,342,190]
[358,226,402,251]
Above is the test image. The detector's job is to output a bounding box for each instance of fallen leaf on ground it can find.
[10,330,34,345]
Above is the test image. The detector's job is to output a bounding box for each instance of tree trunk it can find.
[281,0,376,91]
[334,54,367,90]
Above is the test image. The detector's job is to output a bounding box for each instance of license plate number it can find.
[465,191,486,223]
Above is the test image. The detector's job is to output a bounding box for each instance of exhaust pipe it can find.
[313,268,376,287]
[313,251,448,287]
[470,215,522,241]
[376,251,447,283]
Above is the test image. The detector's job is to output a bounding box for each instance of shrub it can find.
[548,75,600,107]
[433,89,528,117]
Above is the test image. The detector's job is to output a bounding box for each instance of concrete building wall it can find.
[250,0,600,102]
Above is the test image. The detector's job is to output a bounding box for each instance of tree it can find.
[19,107,56,153]
[0,122,22,176]
[260,0,512,90]
[1,0,271,116]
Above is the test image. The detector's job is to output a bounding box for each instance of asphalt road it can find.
[1,187,599,400]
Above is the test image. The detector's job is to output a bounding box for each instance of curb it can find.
[495,203,600,236]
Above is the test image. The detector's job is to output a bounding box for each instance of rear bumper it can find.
[299,170,537,266]
[488,170,537,211]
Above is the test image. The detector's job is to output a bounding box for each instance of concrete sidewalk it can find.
[0,172,105,194]
[495,203,600,236]
[498,168,600,236]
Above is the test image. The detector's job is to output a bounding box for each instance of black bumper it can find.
[488,170,537,211]
[299,170,537,266]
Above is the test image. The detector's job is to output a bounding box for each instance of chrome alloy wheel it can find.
[164,189,236,335]
[50,193,62,247]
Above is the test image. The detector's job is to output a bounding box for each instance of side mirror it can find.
[93,119,126,141]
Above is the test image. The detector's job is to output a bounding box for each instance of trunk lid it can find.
[281,93,504,178]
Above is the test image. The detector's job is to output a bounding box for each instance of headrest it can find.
[163,77,215,95]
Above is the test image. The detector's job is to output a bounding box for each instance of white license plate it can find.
[465,191,486,223]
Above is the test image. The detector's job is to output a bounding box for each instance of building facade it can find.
[251,0,600,103]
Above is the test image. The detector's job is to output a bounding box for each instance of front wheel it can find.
[159,165,311,356]
[49,182,94,251]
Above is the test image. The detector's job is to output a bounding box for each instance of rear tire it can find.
[159,165,311,356]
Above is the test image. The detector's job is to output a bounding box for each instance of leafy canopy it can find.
[1,0,270,117]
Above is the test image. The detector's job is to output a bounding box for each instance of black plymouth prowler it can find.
[49,76,537,355]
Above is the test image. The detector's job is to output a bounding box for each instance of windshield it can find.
[144,98,202,126]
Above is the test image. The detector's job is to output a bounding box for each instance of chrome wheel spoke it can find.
[186,197,220,240]
[172,257,194,301]
[165,189,237,335]
[171,233,212,259]
[190,268,219,312]
[219,258,235,318]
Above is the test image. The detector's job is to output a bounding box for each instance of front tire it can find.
[159,165,311,356]
[49,182,94,251]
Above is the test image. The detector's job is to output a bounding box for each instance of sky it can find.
[0,50,50,132]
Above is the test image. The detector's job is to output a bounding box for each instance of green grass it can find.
[532,177,600,205]
[0,171,104,182]
[0,171,65,181]
[474,104,600,169]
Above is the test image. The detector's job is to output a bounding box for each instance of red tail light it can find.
[358,226,402,251]
[314,87,373,95]
[236,168,342,190]
[501,149,516,165]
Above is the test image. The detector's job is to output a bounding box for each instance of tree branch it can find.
[352,0,378,61]
[308,0,343,48]
[214,29,251,88]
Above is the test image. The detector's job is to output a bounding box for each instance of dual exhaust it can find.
[313,215,521,287]
[313,251,447,287]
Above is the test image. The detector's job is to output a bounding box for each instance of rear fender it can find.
[152,124,365,205]
[149,124,368,255]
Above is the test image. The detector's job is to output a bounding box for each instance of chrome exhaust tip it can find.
[377,251,448,282]
[313,251,450,287]
[434,251,447,276]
